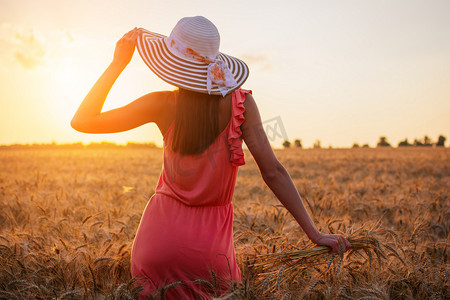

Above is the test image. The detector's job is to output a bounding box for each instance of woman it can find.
[71,16,351,299]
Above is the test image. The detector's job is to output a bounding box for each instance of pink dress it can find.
[131,89,251,299]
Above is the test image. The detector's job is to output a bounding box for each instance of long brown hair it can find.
[171,88,221,155]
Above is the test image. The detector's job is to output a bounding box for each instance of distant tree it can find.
[313,140,321,149]
[414,138,423,146]
[436,135,446,147]
[352,143,360,148]
[423,135,432,146]
[86,142,120,149]
[126,142,158,148]
[59,142,84,149]
[377,136,391,147]
[362,144,370,148]
[398,138,412,147]
[414,136,433,147]
[294,139,302,148]
[1,142,85,150]
[282,140,291,148]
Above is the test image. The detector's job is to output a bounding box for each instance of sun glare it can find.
[56,58,82,86]
[51,57,91,124]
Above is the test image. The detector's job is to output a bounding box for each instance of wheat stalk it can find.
[251,229,390,290]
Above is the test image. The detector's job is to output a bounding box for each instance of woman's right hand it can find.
[313,232,351,255]
[112,27,140,69]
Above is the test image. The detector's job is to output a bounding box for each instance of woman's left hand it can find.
[112,27,140,69]
[313,232,352,255]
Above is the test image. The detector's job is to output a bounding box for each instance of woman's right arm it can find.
[241,94,351,254]
[71,28,173,134]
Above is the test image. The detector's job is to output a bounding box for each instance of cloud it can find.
[240,53,272,71]
[0,24,80,70]
[13,31,46,69]
[14,51,44,69]
[0,25,48,70]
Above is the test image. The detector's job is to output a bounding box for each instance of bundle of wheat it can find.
[251,227,402,291]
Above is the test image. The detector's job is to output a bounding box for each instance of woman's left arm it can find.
[71,28,169,134]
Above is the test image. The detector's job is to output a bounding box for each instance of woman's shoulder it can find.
[139,90,176,134]
[242,91,256,113]
[141,90,176,105]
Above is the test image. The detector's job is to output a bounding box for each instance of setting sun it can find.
[56,58,80,85]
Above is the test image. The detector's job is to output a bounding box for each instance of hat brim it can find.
[136,29,249,96]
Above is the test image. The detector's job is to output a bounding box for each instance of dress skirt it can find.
[131,194,241,299]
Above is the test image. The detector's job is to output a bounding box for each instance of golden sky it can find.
[0,0,449,147]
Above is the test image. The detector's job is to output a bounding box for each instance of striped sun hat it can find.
[136,16,249,97]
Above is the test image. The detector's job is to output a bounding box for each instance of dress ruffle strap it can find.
[228,89,252,166]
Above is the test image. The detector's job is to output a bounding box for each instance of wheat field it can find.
[0,147,448,299]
